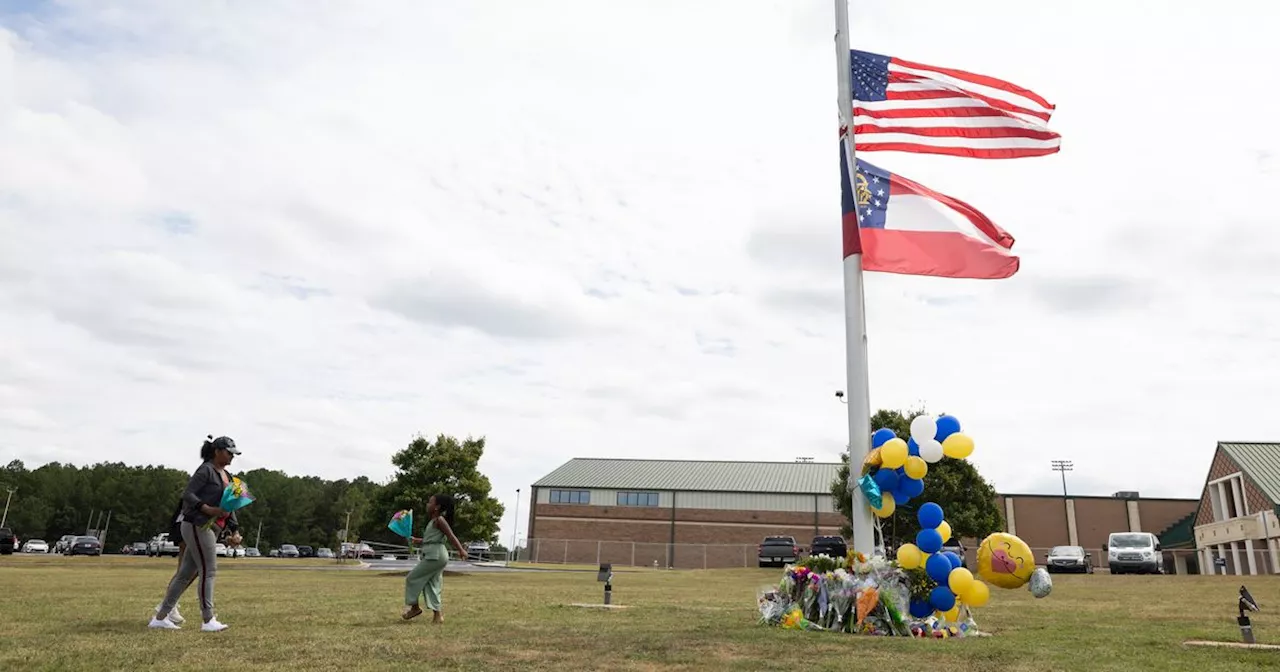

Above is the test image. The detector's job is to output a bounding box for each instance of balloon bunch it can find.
[897,503,989,620]
[857,413,972,518]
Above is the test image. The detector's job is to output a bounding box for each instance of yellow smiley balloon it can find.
[975,532,1036,589]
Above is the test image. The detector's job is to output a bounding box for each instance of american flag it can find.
[848,49,1059,159]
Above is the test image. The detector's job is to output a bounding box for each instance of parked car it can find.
[296,545,315,558]
[23,539,49,554]
[1105,532,1162,574]
[126,542,149,555]
[757,536,800,568]
[278,544,300,558]
[54,535,77,554]
[809,535,848,560]
[0,527,18,555]
[215,543,229,557]
[68,536,102,556]
[941,543,968,569]
[269,549,281,558]
[148,533,181,557]
[1045,545,1092,573]
[244,547,262,558]
[466,541,491,561]
[340,542,375,559]
[316,548,335,559]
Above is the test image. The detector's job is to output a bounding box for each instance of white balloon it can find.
[910,415,938,445]
[919,439,944,463]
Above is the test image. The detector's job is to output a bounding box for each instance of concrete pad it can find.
[568,603,628,610]
[1184,640,1280,650]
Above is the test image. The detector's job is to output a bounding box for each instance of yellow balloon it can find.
[940,605,961,623]
[975,532,1035,589]
[963,580,991,607]
[948,567,975,596]
[942,433,975,459]
[896,543,923,570]
[937,520,952,544]
[880,438,908,468]
[903,455,928,480]
[872,491,896,518]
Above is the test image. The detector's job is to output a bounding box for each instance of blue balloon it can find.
[935,415,961,442]
[943,551,962,569]
[918,502,944,529]
[916,528,943,554]
[909,599,933,618]
[907,438,920,456]
[899,477,925,499]
[929,585,956,612]
[893,484,913,505]
[872,428,897,448]
[925,552,954,583]
[873,468,899,493]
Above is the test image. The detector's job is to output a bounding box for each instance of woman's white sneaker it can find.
[148,617,181,630]
[201,619,229,632]
[156,603,185,625]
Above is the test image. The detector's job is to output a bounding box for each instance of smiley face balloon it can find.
[975,532,1036,589]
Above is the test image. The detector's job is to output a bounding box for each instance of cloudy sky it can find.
[2,1,1277,542]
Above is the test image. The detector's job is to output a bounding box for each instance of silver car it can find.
[1045,545,1093,573]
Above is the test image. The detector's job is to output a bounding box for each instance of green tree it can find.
[378,434,504,544]
[831,408,1002,545]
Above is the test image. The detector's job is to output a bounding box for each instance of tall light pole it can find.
[511,488,521,562]
[1,487,15,528]
[1051,460,1073,544]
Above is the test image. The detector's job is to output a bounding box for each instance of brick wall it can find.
[1000,494,1195,551]
[1070,498,1131,549]
[1195,446,1271,526]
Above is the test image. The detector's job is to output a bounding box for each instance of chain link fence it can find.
[526,539,765,569]
[523,539,1280,575]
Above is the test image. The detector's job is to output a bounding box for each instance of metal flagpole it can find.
[834,0,877,557]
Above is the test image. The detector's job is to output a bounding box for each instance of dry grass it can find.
[2,554,1279,671]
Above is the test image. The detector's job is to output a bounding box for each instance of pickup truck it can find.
[148,533,181,557]
[758,536,801,568]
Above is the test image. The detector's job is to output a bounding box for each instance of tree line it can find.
[0,433,505,552]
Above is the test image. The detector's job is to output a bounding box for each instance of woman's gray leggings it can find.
[156,522,219,623]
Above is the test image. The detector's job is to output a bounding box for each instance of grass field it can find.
[3,555,1280,671]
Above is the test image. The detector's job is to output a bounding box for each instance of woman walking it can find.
[403,494,468,624]
[149,435,243,632]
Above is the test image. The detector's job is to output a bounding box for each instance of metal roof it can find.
[532,458,842,494]
[1220,442,1280,505]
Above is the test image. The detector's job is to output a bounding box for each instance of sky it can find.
[2,1,1278,544]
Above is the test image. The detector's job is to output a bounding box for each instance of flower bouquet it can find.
[388,509,414,538]
[203,476,254,530]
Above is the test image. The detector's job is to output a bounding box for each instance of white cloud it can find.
[1,0,1278,545]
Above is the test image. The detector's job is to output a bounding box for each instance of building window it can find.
[550,489,590,505]
[617,491,660,507]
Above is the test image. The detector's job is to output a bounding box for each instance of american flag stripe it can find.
[850,50,1060,160]
[889,57,1055,117]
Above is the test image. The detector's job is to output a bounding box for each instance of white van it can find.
[1104,532,1162,574]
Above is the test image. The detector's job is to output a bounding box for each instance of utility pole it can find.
[100,510,112,546]
[85,509,94,535]
[0,487,15,528]
[511,488,521,562]
[255,520,263,550]
[1051,460,1074,544]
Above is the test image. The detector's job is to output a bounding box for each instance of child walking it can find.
[402,494,469,624]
